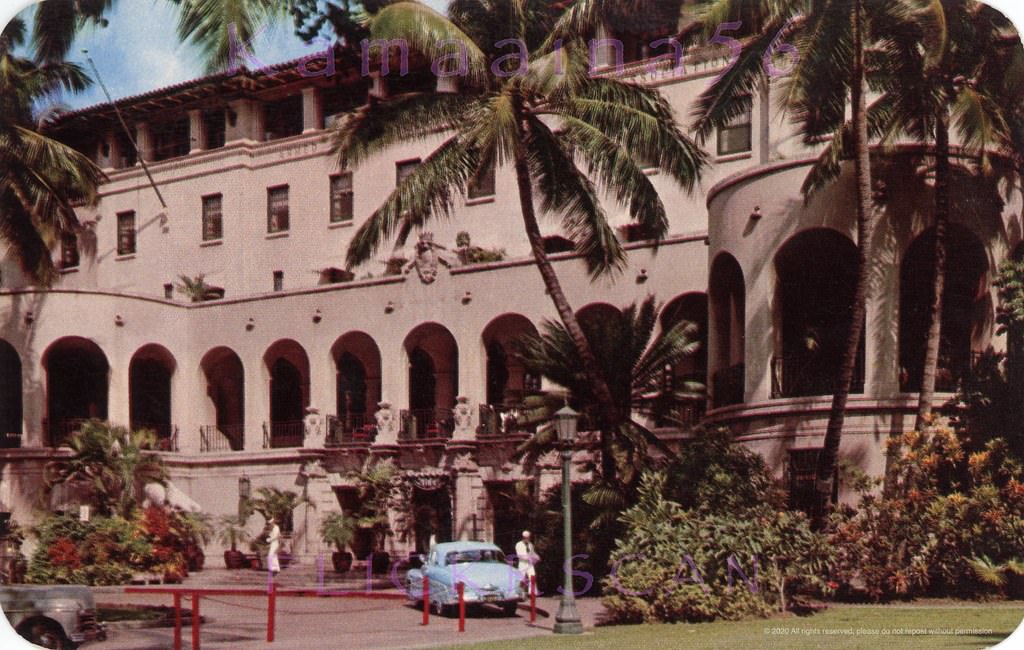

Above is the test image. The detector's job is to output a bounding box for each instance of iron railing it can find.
[477,404,540,437]
[47,418,89,447]
[900,351,986,393]
[399,408,454,441]
[326,414,376,445]
[0,432,21,449]
[264,420,304,448]
[200,424,244,452]
[712,364,745,408]
[771,355,866,399]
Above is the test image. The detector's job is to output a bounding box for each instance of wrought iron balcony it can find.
[264,420,305,449]
[771,355,865,399]
[0,432,21,449]
[399,408,454,441]
[200,424,244,452]
[326,413,376,445]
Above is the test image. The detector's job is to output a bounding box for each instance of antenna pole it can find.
[83,50,167,209]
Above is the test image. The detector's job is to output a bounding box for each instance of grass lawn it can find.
[447,605,1024,650]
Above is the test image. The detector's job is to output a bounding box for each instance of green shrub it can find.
[602,473,831,623]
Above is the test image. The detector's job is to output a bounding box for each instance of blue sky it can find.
[4,0,448,110]
[3,0,1024,111]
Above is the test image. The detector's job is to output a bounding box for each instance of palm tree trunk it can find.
[914,106,951,432]
[813,0,873,529]
[511,114,622,480]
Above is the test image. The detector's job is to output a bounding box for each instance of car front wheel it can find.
[501,602,518,617]
[22,620,67,649]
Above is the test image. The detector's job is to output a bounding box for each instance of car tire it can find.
[501,602,518,617]
[22,620,66,649]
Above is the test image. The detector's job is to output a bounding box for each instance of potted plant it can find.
[216,514,250,569]
[319,512,356,573]
[351,459,397,574]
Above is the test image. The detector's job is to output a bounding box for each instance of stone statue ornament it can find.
[375,401,396,438]
[303,406,325,448]
[403,231,452,284]
[452,396,473,436]
[142,480,202,512]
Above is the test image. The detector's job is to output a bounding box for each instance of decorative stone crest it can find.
[375,401,396,438]
[403,231,451,284]
[300,458,327,479]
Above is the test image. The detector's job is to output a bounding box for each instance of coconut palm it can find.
[245,486,312,533]
[867,0,1019,431]
[336,0,706,436]
[0,17,103,285]
[688,0,921,525]
[514,296,702,494]
[44,420,168,518]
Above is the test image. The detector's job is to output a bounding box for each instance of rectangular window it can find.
[273,270,284,292]
[330,172,354,223]
[267,186,289,233]
[717,103,753,156]
[202,194,223,241]
[116,211,136,256]
[467,161,496,199]
[60,232,79,269]
[204,109,226,150]
[396,159,421,186]
[151,117,190,161]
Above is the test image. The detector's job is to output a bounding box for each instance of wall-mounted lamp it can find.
[384,301,395,314]
[245,317,256,331]
[312,309,323,324]
[636,268,648,284]
[23,311,34,326]
[749,206,763,221]
[461,291,472,305]
[114,314,125,327]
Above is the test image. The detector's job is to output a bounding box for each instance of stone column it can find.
[134,122,153,162]
[299,458,336,562]
[449,446,480,541]
[301,86,323,133]
[188,109,206,154]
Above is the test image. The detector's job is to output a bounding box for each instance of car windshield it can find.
[445,549,505,565]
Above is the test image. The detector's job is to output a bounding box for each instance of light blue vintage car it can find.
[406,541,526,616]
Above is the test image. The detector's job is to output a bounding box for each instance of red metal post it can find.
[172,592,181,650]
[191,593,200,650]
[421,575,429,626]
[267,581,277,642]
[529,576,537,624]
[457,582,465,633]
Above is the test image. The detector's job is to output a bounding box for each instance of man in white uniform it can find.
[515,530,539,579]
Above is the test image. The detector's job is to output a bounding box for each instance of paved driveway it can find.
[88,590,604,649]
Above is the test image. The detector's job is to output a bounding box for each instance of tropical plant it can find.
[45,421,167,519]
[175,273,220,302]
[0,17,104,285]
[245,487,311,533]
[319,511,356,552]
[335,0,706,447]
[349,458,398,551]
[216,514,252,554]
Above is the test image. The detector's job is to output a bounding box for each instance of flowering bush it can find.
[830,427,1024,600]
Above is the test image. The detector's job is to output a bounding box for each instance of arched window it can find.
[264,340,310,448]
[200,347,245,451]
[0,340,22,447]
[43,337,109,446]
[129,344,176,446]
[708,254,745,407]
[403,323,458,439]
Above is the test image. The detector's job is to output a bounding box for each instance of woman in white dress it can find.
[267,517,281,575]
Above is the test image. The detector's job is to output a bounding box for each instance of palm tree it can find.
[245,486,311,533]
[44,420,168,518]
[0,18,104,285]
[869,0,1018,431]
[336,0,706,437]
[689,0,892,526]
[514,296,702,505]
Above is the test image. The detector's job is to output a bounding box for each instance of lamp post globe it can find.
[552,404,583,634]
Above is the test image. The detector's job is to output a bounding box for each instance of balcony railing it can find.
[900,352,986,393]
[47,418,89,447]
[0,432,21,449]
[477,404,540,437]
[771,355,865,399]
[132,422,178,451]
[200,424,244,452]
[712,364,745,408]
[399,408,454,441]
[264,420,305,449]
[326,414,376,445]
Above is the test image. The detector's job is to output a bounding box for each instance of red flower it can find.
[48,537,81,569]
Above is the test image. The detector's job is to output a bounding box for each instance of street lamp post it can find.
[552,405,584,635]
